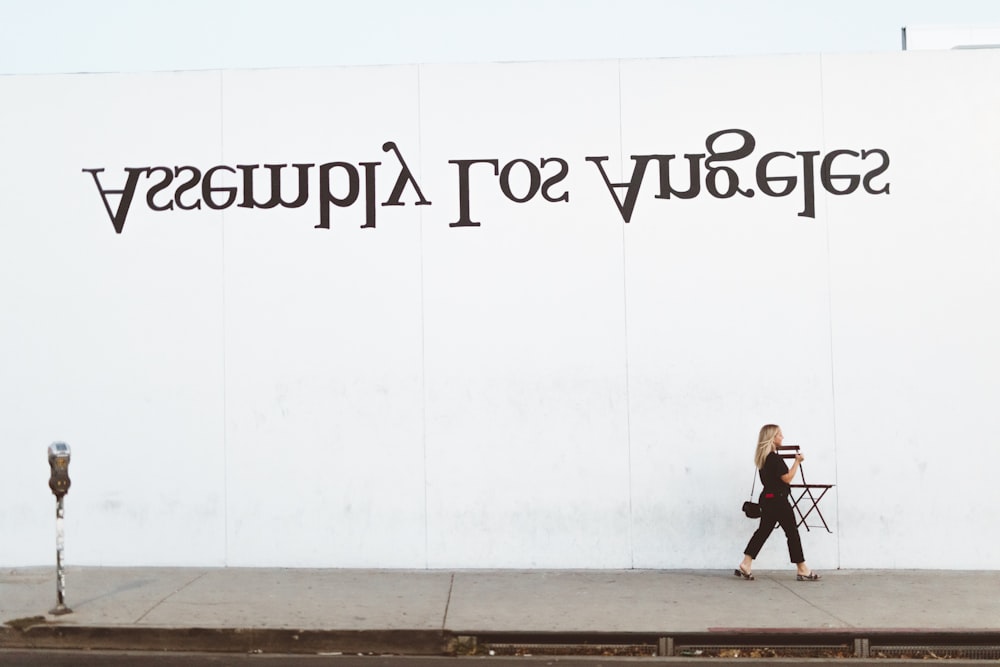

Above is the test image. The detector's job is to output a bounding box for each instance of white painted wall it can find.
[1,50,998,570]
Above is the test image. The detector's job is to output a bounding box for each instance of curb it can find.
[0,624,453,655]
[466,629,1000,659]
[5,625,1000,658]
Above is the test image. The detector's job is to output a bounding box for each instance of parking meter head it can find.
[47,442,71,498]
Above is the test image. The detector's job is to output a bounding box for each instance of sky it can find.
[2,0,1000,75]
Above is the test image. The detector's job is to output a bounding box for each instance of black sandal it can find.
[796,571,820,581]
[734,566,755,581]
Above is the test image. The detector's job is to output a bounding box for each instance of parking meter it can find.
[48,442,71,499]
[47,441,73,614]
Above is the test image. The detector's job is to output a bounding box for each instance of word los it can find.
[82,130,890,233]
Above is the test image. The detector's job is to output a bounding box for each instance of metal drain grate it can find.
[675,644,854,659]
[872,645,1000,660]
[461,633,1000,660]
[482,642,657,657]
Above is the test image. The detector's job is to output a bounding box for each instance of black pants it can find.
[743,496,804,564]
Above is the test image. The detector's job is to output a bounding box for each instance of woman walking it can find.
[736,424,820,581]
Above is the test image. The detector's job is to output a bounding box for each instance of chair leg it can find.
[810,488,832,532]
[795,487,833,533]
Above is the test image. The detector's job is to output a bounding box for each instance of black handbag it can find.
[742,470,761,518]
[742,500,761,518]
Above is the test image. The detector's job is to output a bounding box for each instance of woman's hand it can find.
[781,453,804,484]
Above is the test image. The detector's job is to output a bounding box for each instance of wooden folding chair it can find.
[777,445,834,533]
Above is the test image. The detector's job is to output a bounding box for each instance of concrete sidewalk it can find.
[2,567,1000,656]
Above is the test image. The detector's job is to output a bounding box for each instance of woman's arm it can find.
[780,453,804,484]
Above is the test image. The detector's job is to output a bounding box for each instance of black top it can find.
[760,451,790,497]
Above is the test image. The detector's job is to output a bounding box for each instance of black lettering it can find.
[174,166,202,210]
[861,149,891,194]
[359,161,379,229]
[755,151,797,197]
[448,159,499,228]
[653,154,703,200]
[82,167,146,234]
[202,165,237,210]
[797,150,820,218]
[704,129,755,198]
[540,157,569,203]
[820,149,861,195]
[316,162,360,229]
[145,167,175,211]
[382,141,431,207]
[237,163,312,209]
[499,159,541,203]
[586,155,656,223]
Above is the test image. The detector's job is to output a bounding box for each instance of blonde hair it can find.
[754,424,780,469]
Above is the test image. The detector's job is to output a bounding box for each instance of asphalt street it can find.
[2,652,994,667]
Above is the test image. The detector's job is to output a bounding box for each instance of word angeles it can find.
[83,130,890,234]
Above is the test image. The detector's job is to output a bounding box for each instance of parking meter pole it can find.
[47,442,72,616]
[51,496,71,615]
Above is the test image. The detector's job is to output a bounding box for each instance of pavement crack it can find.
[133,570,209,624]
[441,572,455,631]
[772,576,854,628]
